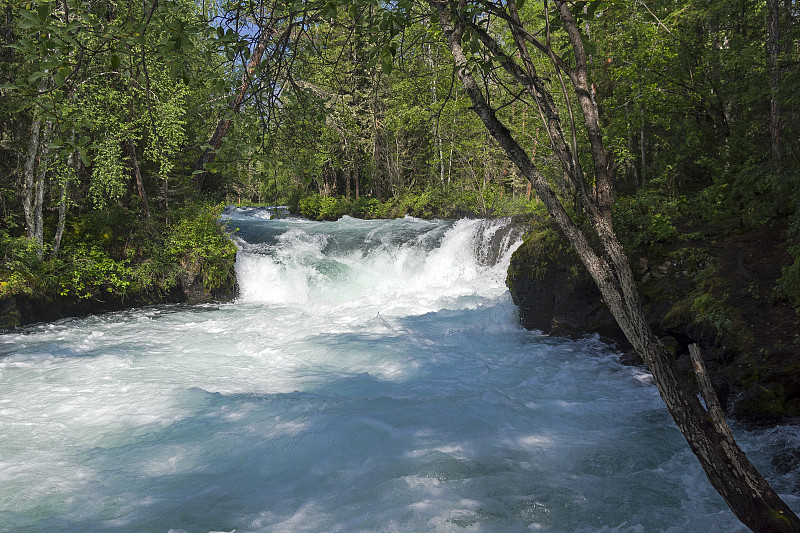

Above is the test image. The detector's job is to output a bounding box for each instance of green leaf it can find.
[27,71,47,84]
[381,53,393,75]
[78,148,91,167]
[37,4,49,22]
[54,71,65,87]
[18,10,39,23]
[17,17,39,30]
[7,39,35,52]
[323,2,337,19]
[110,54,120,69]
[0,83,18,90]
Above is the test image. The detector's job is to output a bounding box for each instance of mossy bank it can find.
[0,204,237,329]
[506,215,800,424]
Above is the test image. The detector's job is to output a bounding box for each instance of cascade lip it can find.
[222,205,293,220]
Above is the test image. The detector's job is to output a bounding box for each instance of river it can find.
[1,211,797,532]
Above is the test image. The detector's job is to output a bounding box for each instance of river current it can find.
[1,211,798,532]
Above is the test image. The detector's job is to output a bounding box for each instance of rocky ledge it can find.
[0,266,237,330]
[506,216,800,424]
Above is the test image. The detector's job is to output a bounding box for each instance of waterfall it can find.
[0,211,796,532]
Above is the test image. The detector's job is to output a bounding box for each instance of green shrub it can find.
[165,205,238,291]
[779,215,800,313]
[613,191,682,250]
[0,233,44,297]
[53,242,131,299]
[1,203,237,303]
[298,194,348,220]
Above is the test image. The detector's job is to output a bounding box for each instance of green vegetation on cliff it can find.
[1,0,799,332]
[0,204,237,327]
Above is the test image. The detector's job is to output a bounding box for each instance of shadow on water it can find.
[5,307,721,533]
[8,301,796,533]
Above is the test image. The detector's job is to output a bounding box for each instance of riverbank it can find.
[506,214,800,425]
[5,195,800,428]
[0,204,237,329]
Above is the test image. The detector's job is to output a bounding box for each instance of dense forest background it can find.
[1,0,799,314]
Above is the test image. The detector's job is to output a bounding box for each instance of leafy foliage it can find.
[1,0,799,319]
[0,205,236,302]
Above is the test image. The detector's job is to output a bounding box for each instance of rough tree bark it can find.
[22,117,42,242]
[192,30,273,188]
[767,0,782,166]
[52,178,68,257]
[126,139,150,218]
[428,1,799,531]
[32,122,52,254]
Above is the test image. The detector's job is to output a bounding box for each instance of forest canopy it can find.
[0,0,799,304]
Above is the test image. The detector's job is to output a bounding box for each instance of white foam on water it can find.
[0,215,797,532]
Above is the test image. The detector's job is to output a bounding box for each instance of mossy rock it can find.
[506,217,624,342]
[0,297,22,330]
[734,383,797,419]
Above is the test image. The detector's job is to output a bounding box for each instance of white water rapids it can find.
[1,212,798,532]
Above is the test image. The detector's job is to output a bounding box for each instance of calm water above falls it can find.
[1,212,798,533]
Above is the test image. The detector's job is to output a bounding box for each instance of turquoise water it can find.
[1,213,797,532]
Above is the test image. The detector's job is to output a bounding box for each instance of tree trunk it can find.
[22,118,42,241]
[639,103,647,186]
[33,124,52,257]
[52,134,77,258]
[126,139,150,218]
[52,167,69,257]
[768,0,782,166]
[192,21,279,188]
[429,2,800,531]
[26,120,54,260]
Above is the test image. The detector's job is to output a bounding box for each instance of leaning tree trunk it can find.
[192,32,271,187]
[192,14,286,188]
[126,139,150,219]
[430,1,799,531]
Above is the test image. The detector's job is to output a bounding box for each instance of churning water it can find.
[1,212,798,532]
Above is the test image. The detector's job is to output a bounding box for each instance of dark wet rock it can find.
[506,218,622,342]
[180,264,238,305]
[1,263,237,331]
[506,217,800,423]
